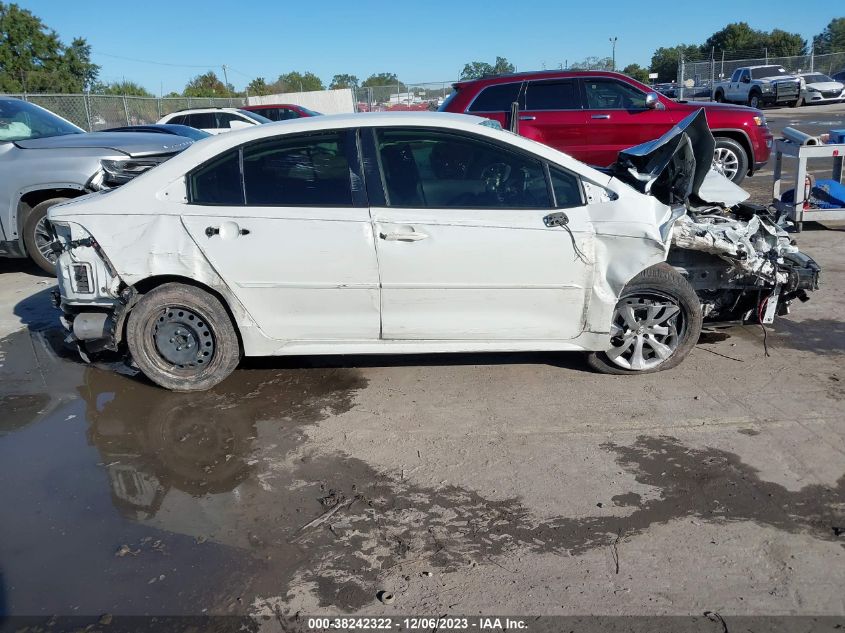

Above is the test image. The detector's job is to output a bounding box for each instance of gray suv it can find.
[0,98,194,273]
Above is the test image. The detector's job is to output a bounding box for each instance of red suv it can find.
[241,103,322,121]
[440,70,773,183]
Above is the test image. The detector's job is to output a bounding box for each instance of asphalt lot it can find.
[1,104,844,628]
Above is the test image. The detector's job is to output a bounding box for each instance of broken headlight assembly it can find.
[92,157,168,189]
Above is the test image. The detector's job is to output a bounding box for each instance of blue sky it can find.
[24,0,839,94]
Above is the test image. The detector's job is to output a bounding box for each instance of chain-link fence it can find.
[1,93,247,131]
[676,51,845,102]
[353,82,454,112]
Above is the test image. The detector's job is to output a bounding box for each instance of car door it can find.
[180,128,381,341]
[365,126,595,341]
[580,77,673,167]
[518,78,589,160]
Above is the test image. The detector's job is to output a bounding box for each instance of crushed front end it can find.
[668,202,820,324]
[610,108,821,327]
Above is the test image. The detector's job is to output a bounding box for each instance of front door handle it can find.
[205,224,250,238]
[519,115,536,121]
[591,114,611,119]
[379,231,428,242]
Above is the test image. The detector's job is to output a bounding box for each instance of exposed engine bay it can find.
[610,109,821,325]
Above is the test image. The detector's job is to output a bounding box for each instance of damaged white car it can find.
[49,111,820,391]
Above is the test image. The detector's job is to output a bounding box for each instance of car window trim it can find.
[370,125,557,211]
[186,128,365,208]
[465,81,525,113]
[580,76,649,111]
[523,77,584,111]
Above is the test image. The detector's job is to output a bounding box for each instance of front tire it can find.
[747,90,762,109]
[714,90,725,103]
[23,197,69,274]
[587,263,702,375]
[127,283,241,391]
[712,137,748,184]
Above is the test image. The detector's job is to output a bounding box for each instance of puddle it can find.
[1,327,843,616]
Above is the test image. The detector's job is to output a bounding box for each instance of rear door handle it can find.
[379,231,428,242]
[591,114,611,119]
[519,115,536,121]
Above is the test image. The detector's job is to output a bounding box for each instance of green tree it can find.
[0,3,99,92]
[183,71,229,97]
[812,17,845,54]
[329,73,359,89]
[273,71,324,93]
[570,56,614,70]
[361,72,404,89]
[702,22,806,57]
[94,80,152,96]
[460,56,515,80]
[246,77,270,96]
[622,63,650,83]
[649,44,701,82]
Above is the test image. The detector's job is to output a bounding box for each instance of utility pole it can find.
[221,64,230,95]
[609,37,618,71]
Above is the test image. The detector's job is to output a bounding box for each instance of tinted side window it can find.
[583,79,647,109]
[242,132,353,206]
[216,112,244,128]
[256,108,281,121]
[467,83,522,112]
[376,129,551,209]
[188,112,217,129]
[189,150,244,205]
[730,69,741,82]
[280,108,301,120]
[525,80,579,110]
[167,114,186,125]
[549,167,583,208]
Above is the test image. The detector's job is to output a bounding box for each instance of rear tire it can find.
[127,283,241,391]
[23,197,69,274]
[587,263,702,375]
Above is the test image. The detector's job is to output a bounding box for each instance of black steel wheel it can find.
[127,283,241,391]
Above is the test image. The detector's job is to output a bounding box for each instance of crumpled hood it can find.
[609,109,714,206]
[14,132,192,157]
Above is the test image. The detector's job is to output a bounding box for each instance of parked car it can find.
[796,72,845,105]
[0,98,194,273]
[439,70,772,183]
[713,65,802,108]
[102,124,212,140]
[49,111,819,391]
[157,108,272,134]
[241,104,322,121]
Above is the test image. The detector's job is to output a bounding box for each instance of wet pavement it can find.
[1,105,844,623]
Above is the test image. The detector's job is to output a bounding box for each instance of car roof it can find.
[242,104,301,109]
[165,107,245,115]
[453,69,632,87]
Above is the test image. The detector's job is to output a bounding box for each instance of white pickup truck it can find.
[714,65,802,109]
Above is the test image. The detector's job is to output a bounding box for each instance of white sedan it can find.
[49,111,818,391]
[797,72,845,105]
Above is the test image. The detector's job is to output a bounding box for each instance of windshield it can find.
[802,74,832,83]
[239,110,273,124]
[0,98,84,142]
[751,66,791,79]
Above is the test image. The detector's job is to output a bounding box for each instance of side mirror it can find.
[741,76,750,84]
[645,92,661,109]
[228,120,253,130]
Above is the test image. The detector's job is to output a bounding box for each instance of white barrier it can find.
[247,89,355,114]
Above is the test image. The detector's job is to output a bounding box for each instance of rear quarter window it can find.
[467,83,523,112]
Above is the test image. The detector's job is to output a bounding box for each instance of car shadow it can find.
[12,286,58,332]
[0,257,51,277]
